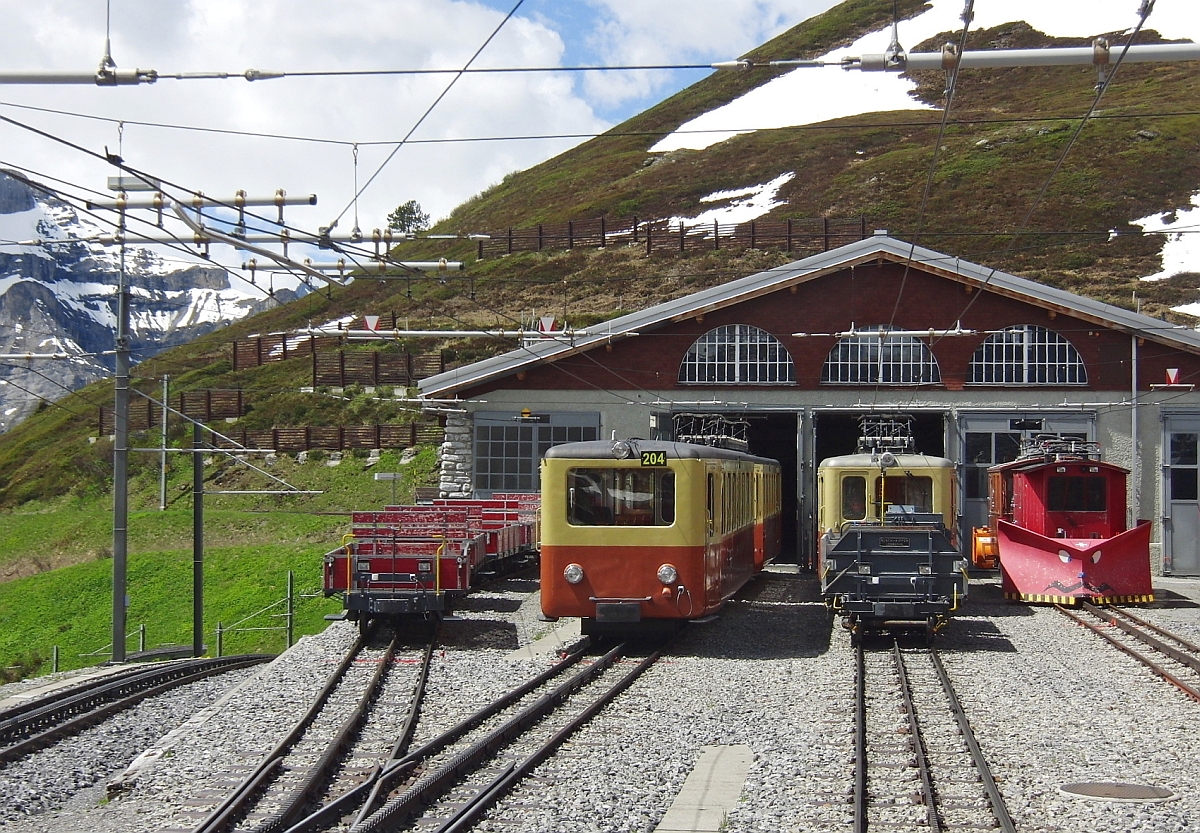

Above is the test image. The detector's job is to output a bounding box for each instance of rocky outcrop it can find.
[0,170,297,432]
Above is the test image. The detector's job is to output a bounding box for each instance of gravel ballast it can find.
[1,572,1197,833]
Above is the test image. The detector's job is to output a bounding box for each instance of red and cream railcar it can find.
[979,437,1153,604]
[539,439,781,632]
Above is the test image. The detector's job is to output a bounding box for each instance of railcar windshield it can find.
[567,467,676,526]
[877,474,934,513]
[1047,475,1107,512]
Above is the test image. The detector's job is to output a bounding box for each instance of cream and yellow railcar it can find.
[817,452,966,642]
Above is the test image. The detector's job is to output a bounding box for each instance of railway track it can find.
[854,641,1015,833]
[0,655,270,764]
[187,627,436,833]
[274,636,663,833]
[1058,601,1200,702]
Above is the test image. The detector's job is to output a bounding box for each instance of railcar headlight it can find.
[1091,550,1102,564]
[656,563,678,585]
[857,564,871,575]
[612,440,632,459]
[563,563,585,585]
[918,564,932,575]
[1058,549,1072,563]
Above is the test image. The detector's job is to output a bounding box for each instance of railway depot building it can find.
[419,233,1200,576]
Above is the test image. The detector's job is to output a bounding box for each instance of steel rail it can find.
[352,642,631,833]
[0,661,191,726]
[247,633,410,833]
[1057,605,1200,703]
[0,655,270,762]
[1080,602,1200,676]
[432,645,666,833]
[191,634,367,833]
[853,642,867,833]
[929,649,1017,833]
[1107,606,1200,655]
[0,656,267,737]
[280,638,590,833]
[892,642,941,833]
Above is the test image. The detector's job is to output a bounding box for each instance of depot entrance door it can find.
[1164,414,1200,575]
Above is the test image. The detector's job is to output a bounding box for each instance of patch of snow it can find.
[668,172,796,227]
[0,205,64,258]
[1131,193,1200,284]
[0,274,32,297]
[319,313,360,330]
[1171,302,1200,317]
[653,0,1200,153]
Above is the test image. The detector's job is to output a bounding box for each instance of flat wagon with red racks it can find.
[323,492,539,628]
[973,436,1153,605]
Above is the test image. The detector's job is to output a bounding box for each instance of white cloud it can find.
[0,0,608,253]
[1,0,1196,286]
[579,0,837,108]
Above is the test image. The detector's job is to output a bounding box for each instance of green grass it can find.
[0,446,439,679]
[0,542,342,680]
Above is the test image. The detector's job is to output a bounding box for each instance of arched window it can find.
[821,326,941,385]
[968,325,1087,385]
[678,324,795,384]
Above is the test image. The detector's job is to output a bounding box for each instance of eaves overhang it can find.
[418,234,1200,399]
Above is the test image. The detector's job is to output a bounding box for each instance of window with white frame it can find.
[677,324,795,384]
[968,325,1087,385]
[821,326,941,385]
[473,412,599,494]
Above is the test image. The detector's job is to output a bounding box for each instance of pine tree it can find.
[386,200,430,233]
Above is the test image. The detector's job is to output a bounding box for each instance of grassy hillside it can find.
[0,448,436,678]
[0,541,341,679]
[4,0,1200,677]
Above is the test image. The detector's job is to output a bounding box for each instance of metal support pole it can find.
[52,645,58,673]
[139,623,146,652]
[1131,334,1139,529]
[286,570,295,648]
[216,621,223,657]
[159,376,169,511]
[193,423,204,657]
[112,241,130,664]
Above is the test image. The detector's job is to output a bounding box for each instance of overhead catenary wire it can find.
[4,98,1199,150]
[0,133,448,299]
[0,374,90,418]
[199,62,722,79]
[331,0,527,228]
[0,160,290,306]
[935,0,1159,345]
[874,0,975,411]
[0,110,353,258]
[4,34,1195,417]
[0,361,108,409]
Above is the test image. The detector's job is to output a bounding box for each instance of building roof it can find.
[419,233,1200,399]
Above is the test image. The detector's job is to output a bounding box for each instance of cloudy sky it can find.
[0,0,832,241]
[0,0,1195,270]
